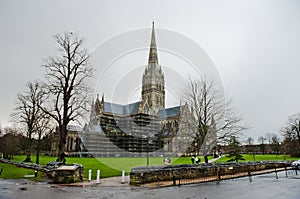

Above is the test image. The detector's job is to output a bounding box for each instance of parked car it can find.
[291,159,300,169]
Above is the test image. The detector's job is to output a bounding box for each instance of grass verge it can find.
[0,162,43,180]
[4,154,299,180]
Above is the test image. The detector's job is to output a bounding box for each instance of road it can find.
[0,171,300,199]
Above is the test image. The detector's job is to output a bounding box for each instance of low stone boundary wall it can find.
[130,161,291,185]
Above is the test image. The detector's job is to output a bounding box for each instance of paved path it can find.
[1,171,300,199]
[60,176,131,187]
[208,156,221,163]
[60,157,221,187]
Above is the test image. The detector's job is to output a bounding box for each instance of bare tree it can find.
[246,137,256,161]
[11,81,52,163]
[40,32,93,161]
[34,112,53,164]
[281,114,300,156]
[33,93,54,164]
[271,135,280,156]
[11,81,43,162]
[265,133,273,145]
[183,77,246,163]
[258,136,266,155]
[0,127,21,159]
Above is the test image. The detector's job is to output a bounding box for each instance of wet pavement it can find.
[1,171,300,199]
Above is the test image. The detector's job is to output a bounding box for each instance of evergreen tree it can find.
[226,136,245,162]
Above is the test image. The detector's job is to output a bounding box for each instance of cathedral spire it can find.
[148,21,158,64]
[142,22,165,112]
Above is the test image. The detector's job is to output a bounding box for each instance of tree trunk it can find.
[24,137,32,162]
[58,124,67,162]
[36,135,41,164]
[36,150,40,164]
[24,154,31,162]
[204,155,208,163]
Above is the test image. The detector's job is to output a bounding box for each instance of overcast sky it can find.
[1,0,300,142]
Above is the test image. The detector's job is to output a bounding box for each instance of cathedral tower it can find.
[141,22,165,113]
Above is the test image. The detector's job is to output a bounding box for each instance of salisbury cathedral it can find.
[53,23,195,157]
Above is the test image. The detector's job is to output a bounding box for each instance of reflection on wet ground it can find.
[1,171,300,199]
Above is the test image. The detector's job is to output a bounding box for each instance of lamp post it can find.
[134,113,151,167]
[147,136,149,167]
[147,136,154,167]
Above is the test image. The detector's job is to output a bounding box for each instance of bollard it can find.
[247,166,252,183]
[88,169,92,182]
[96,170,100,183]
[122,170,125,184]
[34,170,38,177]
[216,168,221,184]
[275,168,278,179]
[285,165,287,177]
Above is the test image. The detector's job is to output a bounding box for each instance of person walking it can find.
[196,157,201,164]
[164,156,171,166]
[195,157,199,164]
[191,156,195,164]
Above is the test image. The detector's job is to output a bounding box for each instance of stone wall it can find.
[130,161,290,185]
[47,164,84,183]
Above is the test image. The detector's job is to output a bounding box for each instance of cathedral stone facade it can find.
[62,23,193,157]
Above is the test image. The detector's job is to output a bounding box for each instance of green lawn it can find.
[9,155,214,178]
[12,155,55,165]
[9,155,207,179]
[0,162,43,180]
[11,155,122,178]
[172,156,213,164]
[4,154,299,180]
[11,155,171,178]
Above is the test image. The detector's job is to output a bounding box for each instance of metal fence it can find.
[131,161,296,187]
[168,163,296,186]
